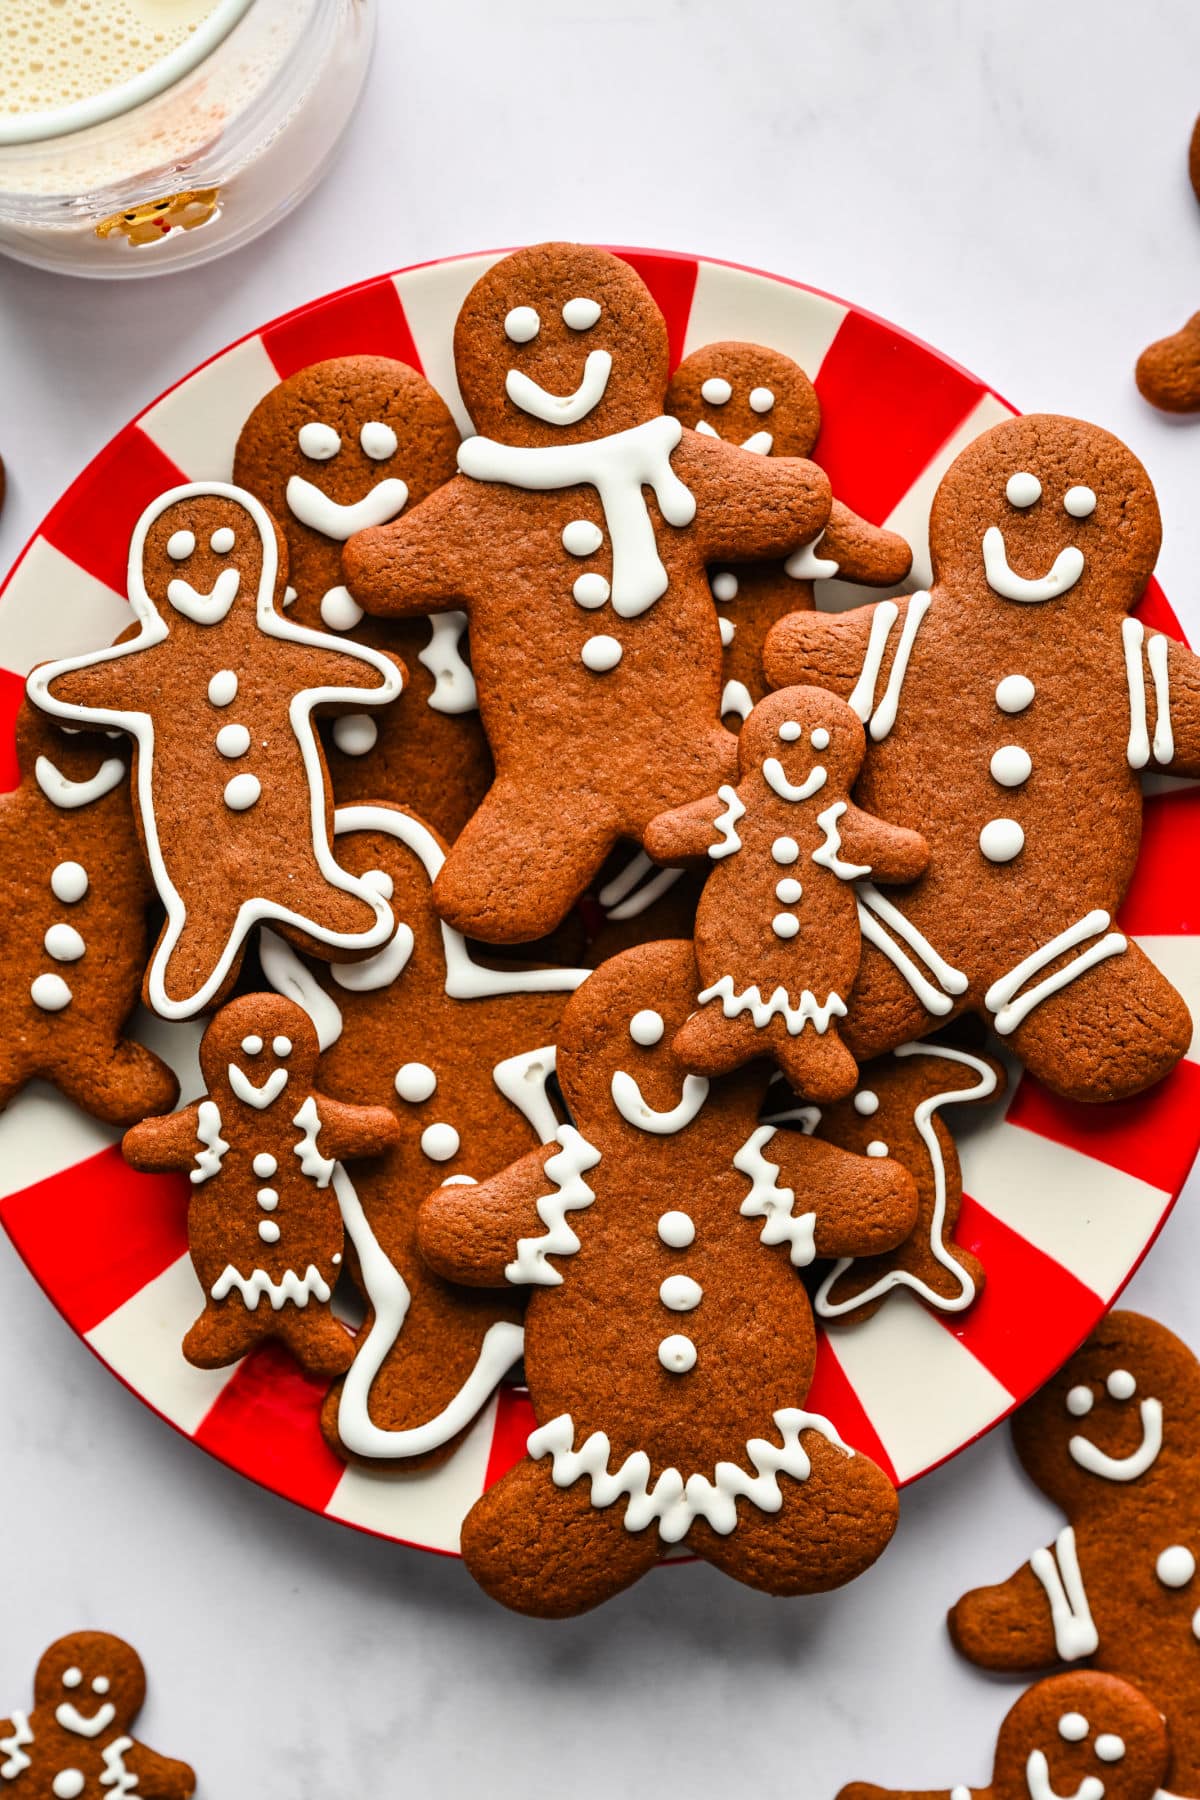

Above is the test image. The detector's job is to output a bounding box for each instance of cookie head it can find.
[34,1632,145,1733]
[135,487,285,627]
[199,993,320,1108]
[930,414,1161,615]
[454,242,669,446]
[665,341,820,458]
[738,685,866,793]
[555,940,707,1132]
[991,1671,1168,1800]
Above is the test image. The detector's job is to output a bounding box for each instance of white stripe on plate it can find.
[826,1288,1013,1483]
[0,538,128,675]
[1135,937,1200,1061]
[324,1391,500,1553]
[682,258,848,379]
[86,1252,235,1434]
[138,335,279,481]
[392,256,503,437]
[0,1081,118,1199]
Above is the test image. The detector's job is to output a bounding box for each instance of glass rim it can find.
[0,0,257,149]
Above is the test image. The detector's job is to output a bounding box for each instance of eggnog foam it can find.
[2,0,220,118]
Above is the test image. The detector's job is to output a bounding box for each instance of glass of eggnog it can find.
[0,0,376,276]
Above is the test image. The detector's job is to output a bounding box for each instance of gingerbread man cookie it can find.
[665,340,913,724]
[0,1631,194,1798]
[418,939,918,1616]
[764,413,1197,1103]
[124,993,397,1375]
[950,1311,1200,1798]
[836,1671,1168,1800]
[645,687,928,1101]
[0,702,177,1125]
[27,482,403,1020]
[234,355,494,839]
[261,801,588,1468]
[342,241,835,945]
[1135,118,1200,413]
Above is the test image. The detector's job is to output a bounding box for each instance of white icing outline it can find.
[191,1099,230,1184]
[330,922,414,994]
[811,801,871,880]
[984,910,1128,1036]
[1026,1750,1104,1800]
[418,611,478,714]
[1031,1525,1100,1660]
[285,473,408,541]
[733,1124,816,1266]
[982,527,1085,603]
[34,753,125,809]
[697,975,846,1036]
[610,1069,710,1135]
[211,1263,332,1310]
[762,757,826,802]
[505,350,613,426]
[493,1044,562,1144]
[1069,1396,1163,1481]
[504,1126,602,1286]
[855,884,969,1018]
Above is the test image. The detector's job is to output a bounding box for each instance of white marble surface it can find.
[2,1,1200,1792]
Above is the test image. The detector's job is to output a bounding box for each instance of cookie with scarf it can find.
[418,938,918,1616]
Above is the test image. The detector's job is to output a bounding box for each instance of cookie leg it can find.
[274,1306,356,1379]
[687,1433,898,1597]
[151,885,253,1014]
[773,1025,859,1104]
[53,1035,179,1128]
[182,1299,266,1370]
[843,940,950,1062]
[461,1456,661,1618]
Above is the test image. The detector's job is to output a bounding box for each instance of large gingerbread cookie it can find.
[764,413,1197,1103]
[950,1311,1200,1798]
[342,242,836,945]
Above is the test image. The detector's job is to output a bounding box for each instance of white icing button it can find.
[658,1333,697,1373]
[242,1035,263,1054]
[215,723,251,758]
[1065,485,1097,519]
[1156,1545,1196,1588]
[979,818,1024,862]
[253,1153,277,1178]
[1107,1368,1136,1400]
[630,1009,664,1046]
[772,836,800,865]
[166,529,195,560]
[866,1140,888,1158]
[562,519,603,557]
[718,617,735,647]
[332,713,378,756]
[700,377,732,405]
[504,305,540,344]
[320,585,364,631]
[53,1773,85,1799]
[1066,1385,1094,1417]
[854,1090,879,1116]
[360,420,398,460]
[811,728,830,749]
[582,634,622,672]
[749,386,775,414]
[996,674,1035,714]
[61,1669,82,1689]
[1058,1713,1089,1743]
[562,296,601,330]
[298,421,340,460]
[775,877,803,904]
[657,1210,695,1249]
[660,1275,703,1312]
[210,526,235,554]
[51,861,88,904]
[44,924,84,962]
[256,1188,278,1210]
[91,1678,108,1695]
[1006,471,1042,508]
[778,721,802,742]
[772,912,799,939]
[573,572,611,609]
[224,773,261,811]
[273,1036,291,1056]
[258,1219,281,1244]
[1095,1736,1125,1764]
[711,571,739,601]
[31,973,71,1011]
[208,669,237,707]
[396,1062,437,1103]
[421,1122,460,1162]
[361,867,394,900]
[990,744,1032,787]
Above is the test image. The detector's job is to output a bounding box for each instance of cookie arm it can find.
[680,435,832,562]
[342,482,478,619]
[273,636,405,704]
[643,791,730,864]
[30,640,162,724]
[122,1739,197,1799]
[308,1095,399,1161]
[123,1103,205,1173]
[418,1143,560,1287]
[823,501,913,587]
[762,601,887,698]
[1156,636,1200,776]
[769,1132,918,1258]
[837,804,929,884]
[948,1561,1061,1671]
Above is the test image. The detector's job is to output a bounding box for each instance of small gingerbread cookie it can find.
[0,1631,195,1798]
[950,1310,1200,1798]
[1136,313,1200,413]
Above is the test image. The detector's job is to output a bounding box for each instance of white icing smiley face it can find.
[1064,1365,1164,1481]
[227,1030,293,1109]
[160,512,244,625]
[54,1664,117,1739]
[611,1007,709,1136]
[982,471,1098,604]
[286,416,409,541]
[693,374,776,454]
[502,294,613,427]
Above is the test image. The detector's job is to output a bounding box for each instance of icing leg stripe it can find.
[1006,1055,1200,1193]
[848,601,898,724]
[868,591,930,742]
[856,885,968,1017]
[984,911,1127,1036]
[261,272,423,378]
[607,865,683,922]
[1122,617,1174,771]
[1030,1525,1100,1660]
[192,1340,345,1511]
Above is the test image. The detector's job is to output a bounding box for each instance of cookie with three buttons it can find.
[234,355,494,841]
[123,992,398,1374]
[417,938,917,1616]
[950,1311,1200,1798]
[763,413,1197,1103]
[0,1630,195,1798]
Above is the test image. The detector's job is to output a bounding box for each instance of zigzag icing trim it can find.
[732,1125,816,1266]
[528,1407,853,1544]
[191,1099,230,1185]
[708,784,745,860]
[811,800,871,880]
[504,1126,602,1287]
[0,1712,33,1779]
[100,1736,139,1796]
[211,1264,332,1311]
[292,1095,335,1186]
[697,974,846,1036]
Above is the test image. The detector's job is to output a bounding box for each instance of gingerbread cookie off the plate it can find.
[836,1671,1168,1800]
[418,939,918,1616]
[0,702,177,1126]
[645,687,928,1101]
[343,241,836,945]
[27,482,403,1021]
[124,993,397,1375]
[1135,118,1200,413]
[0,1631,195,1798]
[260,802,587,1468]
[763,413,1198,1104]
[234,355,493,840]
[950,1311,1200,1798]
[664,341,913,724]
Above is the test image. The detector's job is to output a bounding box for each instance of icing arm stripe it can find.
[504,1127,602,1286]
[811,800,871,880]
[869,590,930,741]
[293,1095,336,1186]
[419,610,479,715]
[191,1100,230,1184]
[1123,616,1150,769]
[1030,1525,1100,1660]
[492,1044,561,1144]
[606,865,683,921]
[984,910,1127,1036]
[733,1124,817,1266]
[709,783,746,859]
[598,849,654,908]
[1147,631,1174,766]
[847,600,898,723]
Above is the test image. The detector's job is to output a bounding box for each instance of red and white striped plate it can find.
[2,248,1197,1559]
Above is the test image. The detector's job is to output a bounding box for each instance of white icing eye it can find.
[1107,1368,1136,1400]
[1006,471,1042,508]
[273,1036,292,1057]
[562,296,601,331]
[210,527,235,554]
[778,721,801,742]
[61,1667,82,1689]
[504,305,540,344]
[854,1090,880,1116]
[1156,1544,1196,1588]
[749,386,775,414]
[1094,1736,1125,1764]
[360,420,398,461]
[241,1034,263,1055]
[866,1140,888,1158]
[630,1009,665,1047]
[91,1676,109,1695]
[1065,485,1097,519]
[700,377,732,405]
[811,728,830,749]
[1066,1385,1094,1417]
[298,421,341,460]
[1058,1712,1089,1742]
[711,572,738,601]
[166,529,195,560]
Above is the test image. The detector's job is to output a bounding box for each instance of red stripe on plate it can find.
[805,1332,898,1483]
[0,1146,188,1335]
[941,1193,1098,1394]
[484,1385,536,1489]
[0,667,25,790]
[40,428,186,598]
[813,310,985,522]
[1006,1057,1200,1192]
[1120,789,1200,936]
[616,250,699,372]
[1134,578,1184,641]
[193,1341,345,1512]
[262,276,424,379]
